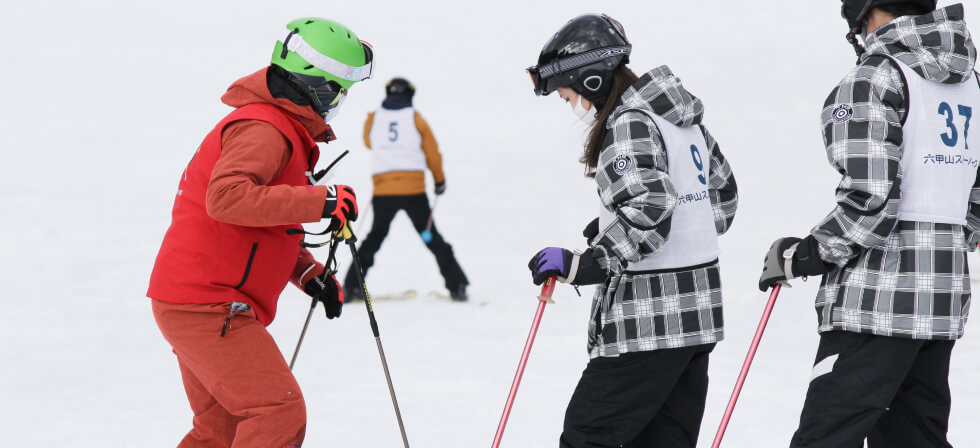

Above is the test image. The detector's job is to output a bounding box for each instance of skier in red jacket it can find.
[146,18,372,447]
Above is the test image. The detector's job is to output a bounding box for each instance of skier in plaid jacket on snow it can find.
[758,2,980,446]
[583,66,738,358]
[526,14,737,447]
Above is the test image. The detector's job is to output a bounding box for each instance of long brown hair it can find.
[582,65,639,178]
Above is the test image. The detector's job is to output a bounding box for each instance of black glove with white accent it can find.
[758,236,831,292]
[435,181,447,195]
[304,271,344,319]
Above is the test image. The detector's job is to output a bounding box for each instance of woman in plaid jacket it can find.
[758,2,980,446]
[526,14,738,447]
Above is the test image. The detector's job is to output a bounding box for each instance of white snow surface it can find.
[2,1,980,446]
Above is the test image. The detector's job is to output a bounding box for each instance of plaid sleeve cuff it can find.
[589,245,621,275]
[794,235,833,277]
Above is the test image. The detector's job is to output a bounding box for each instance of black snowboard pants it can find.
[560,343,715,448]
[790,330,955,448]
[344,193,467,291]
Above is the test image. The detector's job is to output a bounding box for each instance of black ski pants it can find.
[560,343,715,448]
[345,193,467,290]
[790,330,955,448]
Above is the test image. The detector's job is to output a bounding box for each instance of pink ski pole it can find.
[711,283,782,448]
[491,276,557,448]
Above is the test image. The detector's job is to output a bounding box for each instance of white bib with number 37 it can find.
[891,58,980,225]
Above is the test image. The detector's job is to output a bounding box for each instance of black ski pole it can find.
[342,223,411,448]
[420,195,439,243]
[289,235,342,370]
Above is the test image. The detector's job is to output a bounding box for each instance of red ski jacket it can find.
[148,79,329,325]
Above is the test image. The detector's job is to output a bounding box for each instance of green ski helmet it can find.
[271,18,374,115]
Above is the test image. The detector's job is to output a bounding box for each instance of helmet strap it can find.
[846,28,866,58]
[844,0,873,58]
[281,29,298,59]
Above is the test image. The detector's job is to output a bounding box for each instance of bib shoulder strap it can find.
[865,54,910,125]
[612,107,667,151]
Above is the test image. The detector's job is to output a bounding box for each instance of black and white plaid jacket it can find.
[809,4,979,340]
[587,66,738,358]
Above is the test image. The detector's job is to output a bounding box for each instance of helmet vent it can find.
[305,20,314,24]
[304,65,314,70]
[329,27,335,32]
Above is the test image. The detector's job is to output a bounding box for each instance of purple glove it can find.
[528,247,575,285]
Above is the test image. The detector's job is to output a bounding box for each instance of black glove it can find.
[583,217,599,242]
[758,235,831,292]
[435,181,447,195]
[322,184,358,231]
[573,248,607,285]
[304,271,344,319]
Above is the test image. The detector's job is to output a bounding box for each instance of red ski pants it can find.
[152,300,305,448]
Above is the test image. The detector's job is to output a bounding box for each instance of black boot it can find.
[450,283,468,302]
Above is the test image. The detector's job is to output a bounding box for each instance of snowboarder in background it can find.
[758,1,979,446]
[146,18,371,447]
[343,77,469,301]
[525,14,738,447]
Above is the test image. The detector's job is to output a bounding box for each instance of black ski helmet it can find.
[840,0,937,55]
[386,77,415,98]
[527,14,631,108]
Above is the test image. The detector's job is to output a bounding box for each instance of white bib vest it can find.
[369,107,426,175]
[599,109,720,271]
[889,58,980,225]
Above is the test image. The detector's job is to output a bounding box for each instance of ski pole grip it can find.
[538,276,557,303]
[336,221,354,241]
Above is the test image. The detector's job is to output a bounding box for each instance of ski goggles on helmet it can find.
[278,29,375,82]
[289,72,347,115]
[526,45,631,96]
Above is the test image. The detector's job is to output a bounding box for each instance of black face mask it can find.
[267,65,344,117]
[286,72,345,116]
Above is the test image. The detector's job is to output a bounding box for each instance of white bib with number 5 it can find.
[369,107,425,175]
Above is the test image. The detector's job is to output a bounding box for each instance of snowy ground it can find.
[3,1,980,446]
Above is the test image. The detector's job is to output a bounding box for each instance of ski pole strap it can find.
[322,234,342,274]
[289,224,335,248]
